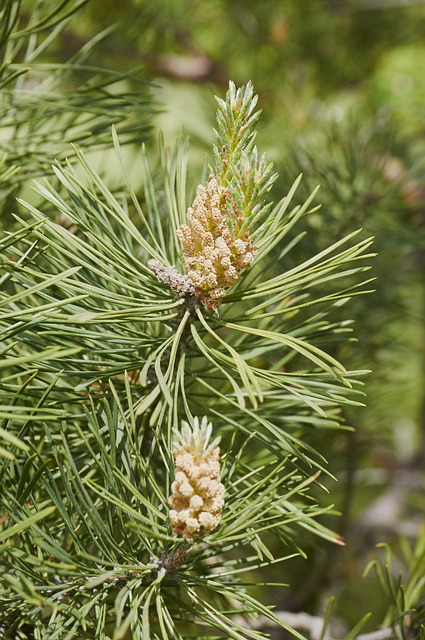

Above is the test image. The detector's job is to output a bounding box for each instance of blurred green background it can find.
[2,0,425,632]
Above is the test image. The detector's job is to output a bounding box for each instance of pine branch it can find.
[0,78,377,638]
[0,0,154,222]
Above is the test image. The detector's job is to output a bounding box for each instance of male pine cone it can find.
[176,174,256,309]
[169,418,225,540]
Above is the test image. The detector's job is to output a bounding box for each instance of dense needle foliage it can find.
[0,70,375,638]
[1,1,425,639]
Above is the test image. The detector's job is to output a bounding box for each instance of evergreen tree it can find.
[1,2,425,639]
[1,69,374,637]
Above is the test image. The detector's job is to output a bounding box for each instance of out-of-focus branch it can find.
[59,26,227,82]
[333,0,425,11]
[233,611,400,640]
[357,629,399,640]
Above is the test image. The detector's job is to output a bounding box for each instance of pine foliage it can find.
[0,0,153,227]
[0,35,375,638]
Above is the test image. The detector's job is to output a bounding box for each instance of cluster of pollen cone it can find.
[148,173,256,310]
[176,174,256,309]
[168,417,225,540]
